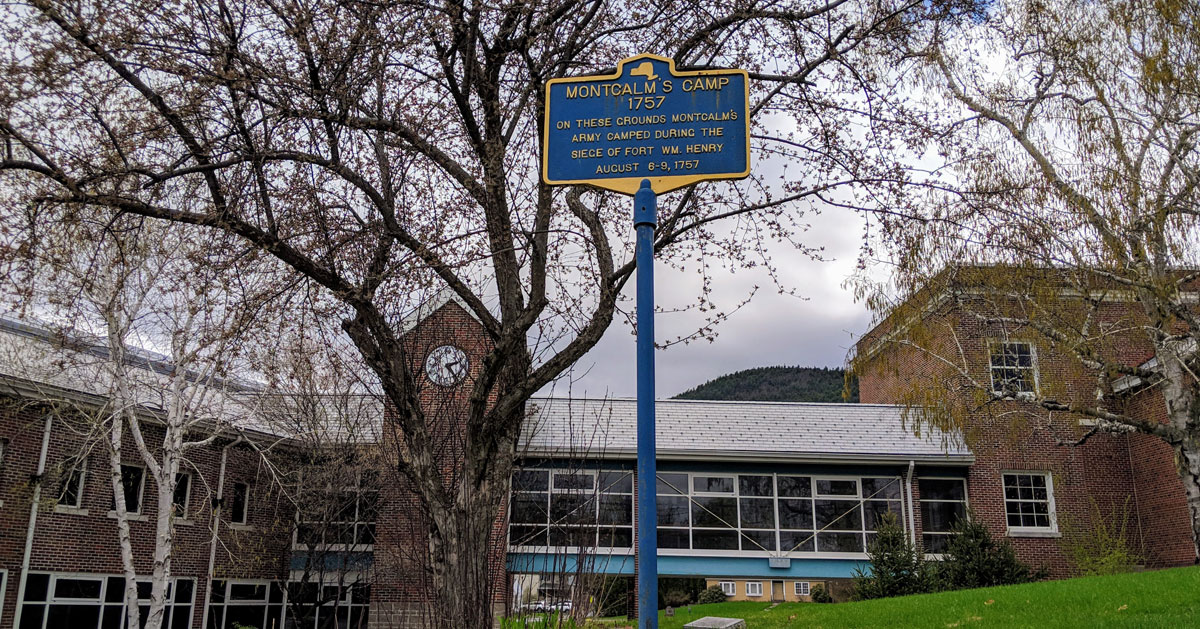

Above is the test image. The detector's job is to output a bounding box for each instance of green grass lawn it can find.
[632,566,1200,628]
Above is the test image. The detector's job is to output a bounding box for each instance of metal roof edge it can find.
[517,447,974,465]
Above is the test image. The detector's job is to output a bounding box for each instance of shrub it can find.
[853,512,934,600]
[809,584,833,603]
[697,585,727,604]
[938,517,1047,589]
[1061,497,1143,576]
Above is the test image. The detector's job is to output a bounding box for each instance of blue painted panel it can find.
[506,553,865,579]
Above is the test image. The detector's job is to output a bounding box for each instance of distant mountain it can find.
[673,366,858,403]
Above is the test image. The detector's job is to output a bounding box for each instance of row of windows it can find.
[509,469,1059,554]
[717,580,810,597]
[16,574,369,629]
[56,460,250,524]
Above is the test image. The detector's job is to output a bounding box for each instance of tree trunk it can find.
[1175,437,1200,562]
[108,423,142,629]
[427,494,501,628]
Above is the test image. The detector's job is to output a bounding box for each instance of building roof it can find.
[520,397,972,464]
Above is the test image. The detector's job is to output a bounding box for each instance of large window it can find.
[1003,472,1056,533]
[508,468,633,550]
[990,341,1037,395]
[661,473,902,555]
[207,580,285,629]
[19,572,194,629]
[918,477,968,553]
[295,471,379,549]
[285,580,370,629]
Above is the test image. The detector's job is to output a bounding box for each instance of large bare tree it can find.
[854,0,1200,552]
[0,0,972,624]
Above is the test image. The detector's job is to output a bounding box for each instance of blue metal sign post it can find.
[542,54,749,628]
[633,179,658,629]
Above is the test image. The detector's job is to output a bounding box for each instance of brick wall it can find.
[855,293,1191,577]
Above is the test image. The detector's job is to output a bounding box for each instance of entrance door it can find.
[771,580,785,602]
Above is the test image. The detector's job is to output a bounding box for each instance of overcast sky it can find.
[544,207,875,400]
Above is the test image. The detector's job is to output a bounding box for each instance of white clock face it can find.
[425,345,469,387]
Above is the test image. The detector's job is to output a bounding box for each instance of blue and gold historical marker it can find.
[543,53,749,195]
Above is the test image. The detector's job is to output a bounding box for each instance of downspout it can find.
[200,436,243,629]
[906,460,918,547]
[12,415,54,629]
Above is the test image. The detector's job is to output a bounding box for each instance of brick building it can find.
[0,277,1196,627]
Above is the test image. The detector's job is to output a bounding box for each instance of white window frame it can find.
[230,481,251,525]
[719,581,735,596]
[794,581,810,596]
[745,581,763,597]
[988,340,1039,397]
[56,456,87,510]
[1002,471,1058,536]
[691,474,736,495]
[0,569,6,627]
[207,578,283,629]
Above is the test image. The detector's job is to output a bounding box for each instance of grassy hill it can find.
[640,565,1200,628]
[673,366,857,403]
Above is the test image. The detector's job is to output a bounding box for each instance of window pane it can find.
[59,460,84,507]
[692,476,734,493]
[777,476,811,497]
[47,605,100,627]
[738,475,774,497]
[656,496,689,527]
[598,471,632,493]
[550,493,595,524]
[691,496,736,528]
[54,578,102,600]
[105,577,125,602]
[919,479,965,501]
[658,528,689,549]
[549,525,594,547]
[692,529,738,550]
[740,529,777,552]
[120,465,144,513]
[598,494,632,525]
[864,500,903,529]
[778,499,813,530]
[509,526,547,546]
[24,574,49,602]
[175,580,195,604]
[229,583,267,601]
[656,473,689,495]
[230,483,249,524]
[512,470,548,491]
[814,499,862,530]
[861,478,901,500]
[779,531,814,552]
[599,527,633,548]
[510,493,547,524]
[173,474,190,515]
[817,532,864,553]
[923,533,951,554]
[553,472,594,490]
[815,479,858,496]
[738,498,775,529]
[921,501,965,533]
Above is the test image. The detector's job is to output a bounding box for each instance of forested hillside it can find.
[673,366,858,403]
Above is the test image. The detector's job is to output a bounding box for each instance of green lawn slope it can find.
[647,566,1200,628]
